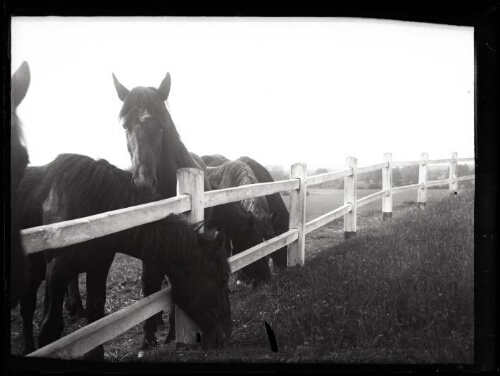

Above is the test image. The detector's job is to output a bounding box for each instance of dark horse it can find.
[111,72,218,347]
[111,72,213,201]
[10,61,31,308]
[205,160,277,286]
[202,155,290,268]
[17,154,231,359]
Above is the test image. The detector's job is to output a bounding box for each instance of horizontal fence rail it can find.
[307,168,352,187]
[356,162,388,175]
[229,229,299,273]
[21,195,191,254]
[21,152,474,359]
[357,189,390,208]
[305,203,352,235]
[27,287,172,359]
[204,179,299,208]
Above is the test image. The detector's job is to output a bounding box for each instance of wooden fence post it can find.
[287,163,307,267]
[449,152,458,195]
[382,152,393,221]
[344,157,357,239]
[175,168,205,346]
[417,153,428,209]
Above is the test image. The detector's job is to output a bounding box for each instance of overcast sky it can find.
[11,17,474,171]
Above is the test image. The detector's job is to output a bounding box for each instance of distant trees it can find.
[265,165,289,181]
[264,163,474,190]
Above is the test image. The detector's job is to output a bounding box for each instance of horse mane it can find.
[238,156,290,234]
[44,154,160,219]
[148,215,228,270]
[206,161,270,221]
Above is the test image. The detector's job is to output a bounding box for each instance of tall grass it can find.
[227,189,474,363]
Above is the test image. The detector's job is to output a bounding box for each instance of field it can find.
[10,188,473,365]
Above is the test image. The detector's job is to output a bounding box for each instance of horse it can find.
[237,156,290,268]
[203,154,230,167]
[10,61,31,308]
[16,154,232,360]
[202,155,290,268]
[111,73,218,343]
[205,160,277,286]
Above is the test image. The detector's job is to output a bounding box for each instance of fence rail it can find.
[23,152,475,359]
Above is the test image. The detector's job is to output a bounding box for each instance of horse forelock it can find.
[118,86,198,188]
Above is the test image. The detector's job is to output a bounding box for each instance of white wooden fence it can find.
[21,152,474,359]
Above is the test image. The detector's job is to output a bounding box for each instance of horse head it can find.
[167,224,232,348]
[112,72,172,193]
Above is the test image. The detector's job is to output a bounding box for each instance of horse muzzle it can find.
[132,169,157,192]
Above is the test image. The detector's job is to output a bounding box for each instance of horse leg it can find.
[140,260,163,351]
[64,276,86,318]
[164,308,176,344]
[38,258,68,350]
[83,258,113,361]
[19,262,43,355]
[271,246,288,268]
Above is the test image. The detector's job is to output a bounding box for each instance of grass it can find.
[10,188,474,364]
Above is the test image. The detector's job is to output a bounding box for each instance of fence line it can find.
[23,152,475,359]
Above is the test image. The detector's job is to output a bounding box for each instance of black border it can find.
[2,1,498,373]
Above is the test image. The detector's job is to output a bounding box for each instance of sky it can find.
[11,17,474,171]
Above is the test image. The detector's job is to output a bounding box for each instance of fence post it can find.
[175,168,205,346]
[449,152,458,195]
[382,152,393,221]
[344,157,357,239]
[287,162,307,267]
[417,153,428,209]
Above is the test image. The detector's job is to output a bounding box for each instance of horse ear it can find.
[112,73,130,102]
[270,210,278,224]
[157,72,171,102]
[12,61,30,108]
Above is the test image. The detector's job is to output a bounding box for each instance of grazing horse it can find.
[17,154,232,359]
[205,161,276,286]
[202,155,290,268]
[237,156,290,268]
[10,61,31,308]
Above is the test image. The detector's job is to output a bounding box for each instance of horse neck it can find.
[155,120,196,198]
[155,118,211,200]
